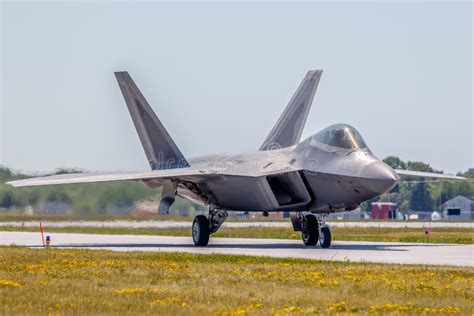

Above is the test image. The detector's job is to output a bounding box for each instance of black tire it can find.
[192,215,210,246]
[301,214,319,246]
[320,226,332,248]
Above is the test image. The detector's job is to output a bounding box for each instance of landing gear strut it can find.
[192,208,228,246]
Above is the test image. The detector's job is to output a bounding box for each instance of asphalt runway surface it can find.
[1,220,472,229]
[1,232,472,267]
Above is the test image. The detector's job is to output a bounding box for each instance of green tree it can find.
[456,181,472,197]
[27,191,40,205]
[0,167,13,182]
[46,189,71,204]
[0,191,14,208]
[406,161,435,173]
[409,182,433,212]
[383,156,406,170]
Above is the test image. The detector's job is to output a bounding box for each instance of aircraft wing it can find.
[395,169,465,180]
[6,168,203,188]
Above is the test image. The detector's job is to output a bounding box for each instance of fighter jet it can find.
[7,70,464,247]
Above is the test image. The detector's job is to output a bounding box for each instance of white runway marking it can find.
[1,232,473,267]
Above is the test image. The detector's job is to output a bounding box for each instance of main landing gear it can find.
[292,212,332,248]
[192,209,228,246]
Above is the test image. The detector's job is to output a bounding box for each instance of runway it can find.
[1,232,473,267]
[0,220,471,229]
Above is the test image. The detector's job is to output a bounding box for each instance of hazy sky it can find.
[1,1,472,174]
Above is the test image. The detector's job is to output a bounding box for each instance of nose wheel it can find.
[318,215,332,248]
[319,225,332,248]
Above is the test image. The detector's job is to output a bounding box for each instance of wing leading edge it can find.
[6,169,203,188]
[395,169,465,180]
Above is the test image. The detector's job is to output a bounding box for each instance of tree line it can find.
[375,157,473,213]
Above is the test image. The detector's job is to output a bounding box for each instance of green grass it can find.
[0,213,191,222]
[1,225,472,244]
[0,247,472,314]
[0,213,281,223]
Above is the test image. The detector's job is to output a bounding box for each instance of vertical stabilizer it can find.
[115,72,190,170]
[260,70,322,151]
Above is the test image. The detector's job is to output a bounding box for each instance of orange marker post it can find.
[39,221,45,247]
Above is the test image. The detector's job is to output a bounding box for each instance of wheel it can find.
[192,215,210,246]
[320,226,332,248]
[301,214,319,246]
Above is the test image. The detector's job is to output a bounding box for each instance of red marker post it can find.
[39,221,45,247]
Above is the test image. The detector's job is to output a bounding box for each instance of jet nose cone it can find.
[360,161,399,194]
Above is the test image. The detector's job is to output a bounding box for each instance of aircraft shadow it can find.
[31,241,453,252]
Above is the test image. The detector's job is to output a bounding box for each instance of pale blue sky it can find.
[1,1,472,174]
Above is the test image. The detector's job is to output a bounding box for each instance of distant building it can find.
[327,208,364,220]
[371,202,397,220]
[443,196,473,221]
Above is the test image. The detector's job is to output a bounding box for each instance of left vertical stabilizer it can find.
[115,71,190,170]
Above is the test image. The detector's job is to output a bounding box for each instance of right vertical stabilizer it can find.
[260,70,322,151]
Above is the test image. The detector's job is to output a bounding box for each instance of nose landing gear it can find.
[192,209,228,246]
[292,212,332,248]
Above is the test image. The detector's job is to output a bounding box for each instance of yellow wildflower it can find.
[0,280,21,287]
[115,288,146,295]
[327,301,347,313]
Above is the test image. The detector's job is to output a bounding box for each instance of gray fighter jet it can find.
[8,70,464,247]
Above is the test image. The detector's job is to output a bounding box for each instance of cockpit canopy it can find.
[313,124,368,150]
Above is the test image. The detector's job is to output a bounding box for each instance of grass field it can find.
[0,213,192,222]
[0,213,272,222]
[0,247,472,314]
[1,225,472,244]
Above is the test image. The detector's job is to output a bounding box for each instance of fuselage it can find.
[175,124,399,213]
